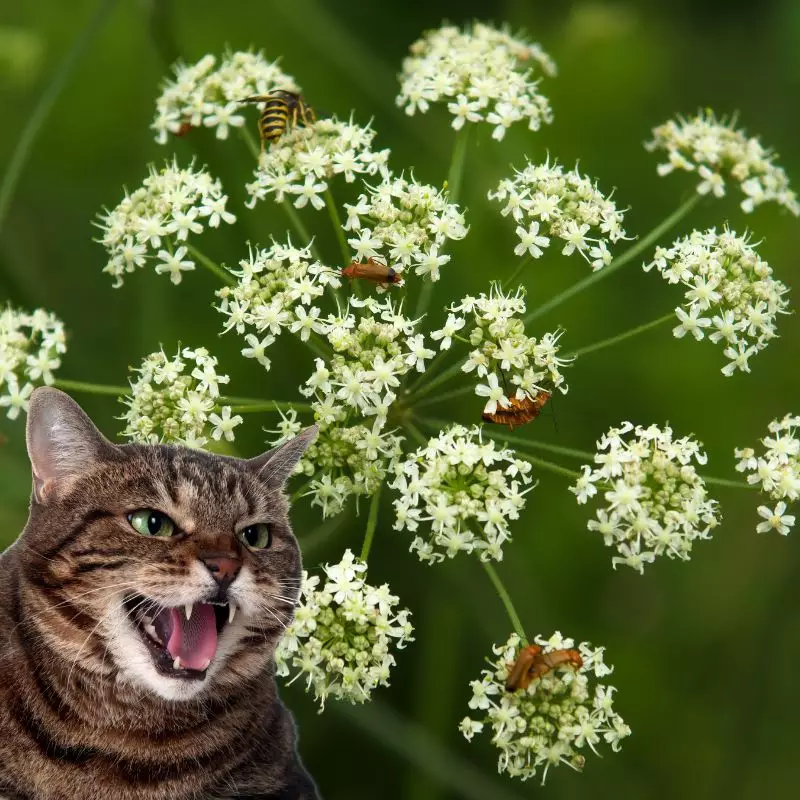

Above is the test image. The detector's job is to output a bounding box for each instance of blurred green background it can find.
[1,1,799,798]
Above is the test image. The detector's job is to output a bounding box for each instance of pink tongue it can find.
[166,604,218,671]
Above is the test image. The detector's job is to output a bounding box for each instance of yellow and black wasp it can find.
[240,90,316,151]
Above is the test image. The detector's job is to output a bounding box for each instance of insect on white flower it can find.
[461,632,630,783]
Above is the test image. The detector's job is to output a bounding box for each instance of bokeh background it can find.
[1,1,799,798]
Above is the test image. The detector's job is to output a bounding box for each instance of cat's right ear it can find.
[26,387,122,503]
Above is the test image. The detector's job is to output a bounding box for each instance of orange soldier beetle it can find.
[505,644,583,692]
[482,391,551,430]
[175,121,192,137]
[341,257,402,288]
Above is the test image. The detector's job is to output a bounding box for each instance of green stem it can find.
[403,419,429,447]
[524,193,701,325]
[405,350,446,396]
[360,484,382,562]
[53,379,128,397]
[291,479,314,503]
[446,125,471,206]
[325,189,351,265]
[569,312,675,358]
[414,384,474,409]
[229,401,314,414]
[405,358,464,403]
[417,416,594,461]
[0,0,120,234]
[282,199,315,249]
[702,475,756,489]
[502,255,533,291]
[185,243,235,286]
[481,561,526,641]
[240,126,261,160]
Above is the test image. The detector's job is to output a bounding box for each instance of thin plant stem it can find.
[325,189,351,265]
[502,254,533,291]
[446,125,471,206]
[298,503,352,559]
[415,384,475,409]
[481,561,526,641]
[240,126,261,160]
[702,475,755,489]
[413,126,472,320]
[405,359,464,403]
[570,312,674,358]
[229,401,314,414]
[53,379,128,397]
[0,0,120,233]
[291,479,314,503]
[524,193,701,324]
[403,419,429,448]
[405,350,447,396]
[185,243,235,286]
[282,200,314,248]
[416,416,594,461]
[360,484,382,562]
[516,451,583,480]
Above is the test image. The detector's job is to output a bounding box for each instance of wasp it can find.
[505,644,583,692]
[482,391,551,430]
[240,90,316,150]
[341,258,402,288]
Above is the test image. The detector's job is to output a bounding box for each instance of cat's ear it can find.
[26,387,122,503]
[247,425,319,488]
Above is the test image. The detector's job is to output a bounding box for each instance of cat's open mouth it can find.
[123,595,234,680]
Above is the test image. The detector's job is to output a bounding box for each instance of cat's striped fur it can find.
[0,388,320,799]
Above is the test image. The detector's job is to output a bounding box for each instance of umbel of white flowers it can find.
[735,413,800,535]
[275,549,413,709]
[0,306,66,420]
[644,228,789,376]
[397,21,556,140]
[460,632,630,784]
[392,424,534,563]
[121,346,241,448]
[570,422,721,573]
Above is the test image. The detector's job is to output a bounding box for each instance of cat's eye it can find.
[128,509,176,538]
[239,523,272,550]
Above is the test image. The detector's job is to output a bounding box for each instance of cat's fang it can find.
[228,603,236,624]
[185,603,193,620]
[173,657,182,670]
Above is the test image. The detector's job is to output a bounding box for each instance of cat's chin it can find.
[106,593,246,702]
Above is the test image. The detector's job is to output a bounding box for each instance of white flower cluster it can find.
[121,346,241,448]
[245,116,391,212]
[275,549,413,709]
[570,422,720,573]
[344,175,468,282]
[460,632,630,783]
[643,228,790,376]
[297,296,432,517]
[489,160,628,270]
[441,286,571,414]
[735,413,800,535]
[151,51,298,143]
[391,424,534,563]
[645,111,799,215]
[397,22,555,140]
[97,158,236,287]
[216,239,341,370]
[0,307,66,420]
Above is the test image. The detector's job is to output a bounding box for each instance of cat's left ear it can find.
[26,387,123,503]
[247,425,319,488]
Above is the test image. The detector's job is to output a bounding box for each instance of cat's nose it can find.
[202,556,241,588]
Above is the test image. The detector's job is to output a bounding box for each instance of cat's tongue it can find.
[163,604,217,671]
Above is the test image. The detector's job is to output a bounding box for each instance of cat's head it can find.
[17,387,316,702]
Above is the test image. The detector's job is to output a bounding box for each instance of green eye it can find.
[239,523,272,550]
[128,509,176,538]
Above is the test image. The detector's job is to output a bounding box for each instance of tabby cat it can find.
[0,387,321,799]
